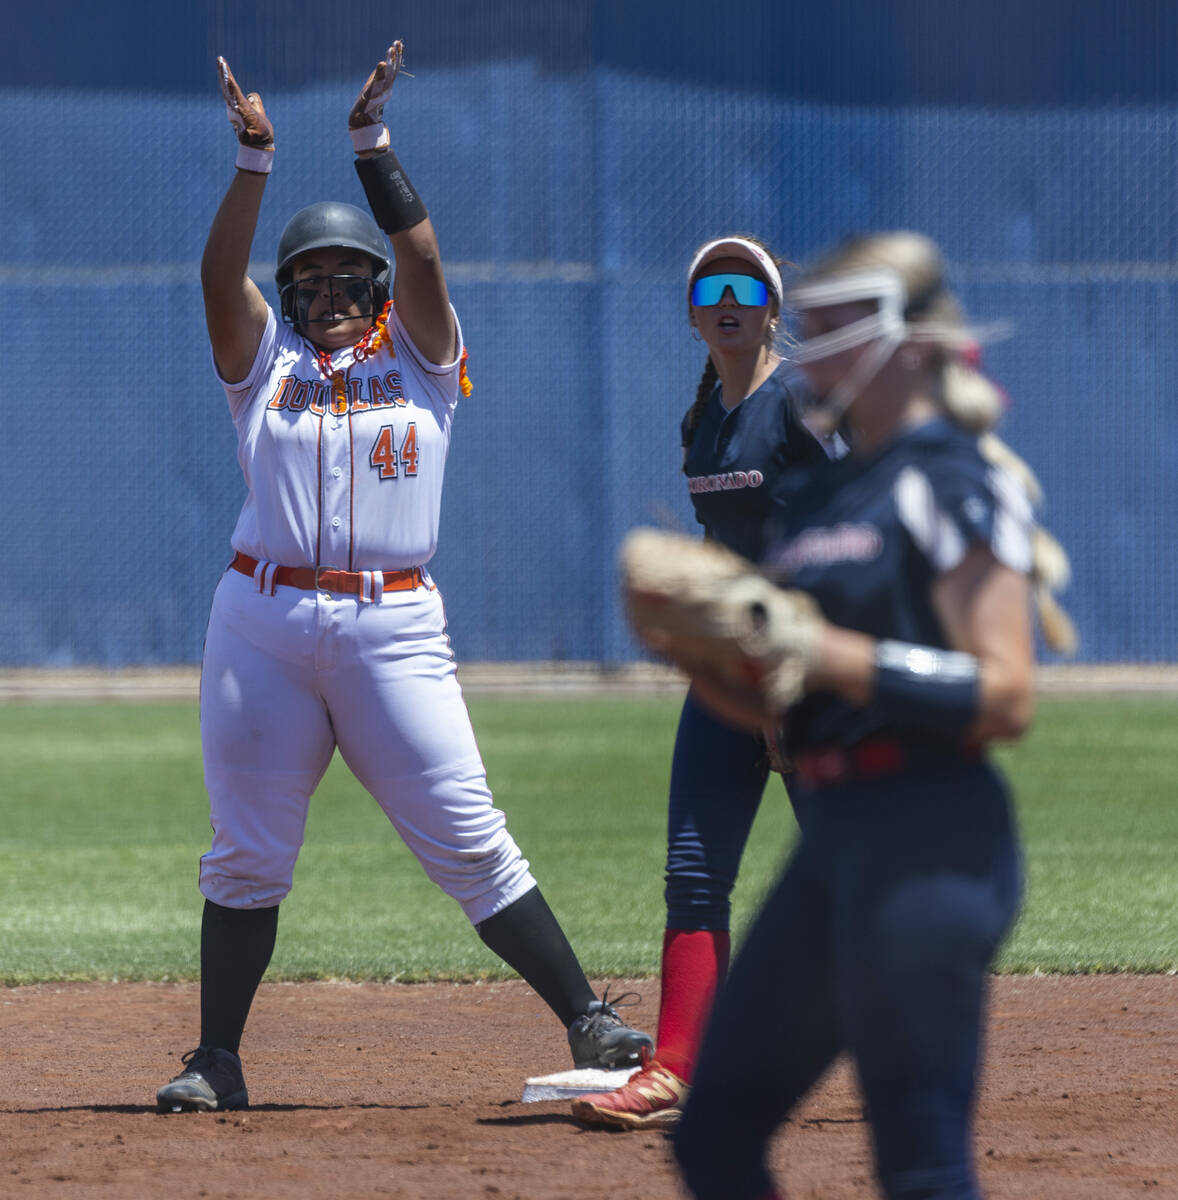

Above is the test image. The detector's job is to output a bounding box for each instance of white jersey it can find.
[218,304,464,570]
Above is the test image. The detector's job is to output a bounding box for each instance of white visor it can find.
[687,237,784,307]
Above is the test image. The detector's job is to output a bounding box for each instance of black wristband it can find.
[354,150,428,235]
[873,640,981,735]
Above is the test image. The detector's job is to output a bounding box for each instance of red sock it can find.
[654,928,730,1084]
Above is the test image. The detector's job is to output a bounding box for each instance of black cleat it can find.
[156,1046,249,1113]
[567,991,654,1069]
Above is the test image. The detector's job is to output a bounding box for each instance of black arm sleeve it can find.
[354,150,429,235]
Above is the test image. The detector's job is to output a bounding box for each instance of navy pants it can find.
[673,760,1022,1200]
[665,691,788,930]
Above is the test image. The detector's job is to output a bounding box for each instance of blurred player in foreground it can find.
[155,44,650,1114]
[573,236,828,1130]
[623,231,1073,1198]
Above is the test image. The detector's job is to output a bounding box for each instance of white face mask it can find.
[787,269,909,434]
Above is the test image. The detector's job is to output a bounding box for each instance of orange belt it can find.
[230,552,424,596]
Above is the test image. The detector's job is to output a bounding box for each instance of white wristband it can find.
[350,123,391,153]
[235,144,274,174]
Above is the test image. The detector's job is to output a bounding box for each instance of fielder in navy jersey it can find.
[671,232,1073,1200]
[573,236,830,1131]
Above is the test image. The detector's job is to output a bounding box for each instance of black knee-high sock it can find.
[200,900,279,1055]
[475,886,596,1027]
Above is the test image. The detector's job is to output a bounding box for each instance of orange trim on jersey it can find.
[314,405,324,569]
[347,406,356,569]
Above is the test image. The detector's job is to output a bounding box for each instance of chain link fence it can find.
[3,4,1175,664]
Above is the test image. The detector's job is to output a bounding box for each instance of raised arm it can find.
[349,43,456,366]
[202,58,274,383]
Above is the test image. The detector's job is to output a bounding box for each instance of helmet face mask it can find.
[788,269,907,366]
[282,274,383,330]
[787,268,909,434]
[274,202,392,331]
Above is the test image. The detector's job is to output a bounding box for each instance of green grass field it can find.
[0,693,1174,984]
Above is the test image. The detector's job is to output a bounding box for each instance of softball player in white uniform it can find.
[157,44,651,1113]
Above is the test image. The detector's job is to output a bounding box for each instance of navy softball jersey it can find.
[681,366,830,563]
[674,418,1030,1200]
[665,365,828,932]
[767,416,1034,754]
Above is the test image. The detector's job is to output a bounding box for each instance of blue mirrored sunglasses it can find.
[690,273,770,307]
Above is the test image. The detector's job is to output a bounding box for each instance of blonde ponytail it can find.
[977,435,1076,655]
[978,433,1042,508]
[1029,528,1078,655]
[941,360,1005,435]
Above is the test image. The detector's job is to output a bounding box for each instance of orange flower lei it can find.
[311,300,394,394]
[353,300,395,364]
[312,302,471,401]
[459,347,472,397]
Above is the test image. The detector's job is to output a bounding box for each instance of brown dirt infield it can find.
[1,976,1174,1198]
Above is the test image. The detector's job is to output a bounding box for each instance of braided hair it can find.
[682,357,720,460]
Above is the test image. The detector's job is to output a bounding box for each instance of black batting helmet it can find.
[274,202,392,326]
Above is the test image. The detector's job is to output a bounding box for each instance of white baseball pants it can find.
[197,567,536,924]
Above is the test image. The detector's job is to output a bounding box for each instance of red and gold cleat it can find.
[570,1048,688,1131]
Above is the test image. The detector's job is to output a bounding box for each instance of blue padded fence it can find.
[3,5,1176,665]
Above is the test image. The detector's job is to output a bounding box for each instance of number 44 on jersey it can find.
[370,422,418,479]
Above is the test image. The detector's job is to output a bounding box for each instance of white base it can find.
[521,1066,639,1102]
